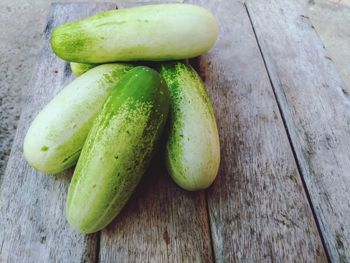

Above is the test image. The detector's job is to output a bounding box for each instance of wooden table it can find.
[1,0,349,262]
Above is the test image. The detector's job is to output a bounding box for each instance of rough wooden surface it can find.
[0,3,115,263]
[99,159,213,262]
[246,0,350,261]
[116,0,184,7]
[189,0,327,262]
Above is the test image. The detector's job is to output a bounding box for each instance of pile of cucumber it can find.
[23,3,220,234]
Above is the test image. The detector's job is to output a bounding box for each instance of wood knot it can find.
[163,229,170,245]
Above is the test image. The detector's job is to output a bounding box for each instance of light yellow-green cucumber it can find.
[70,62,98,76]
[23,64,133,174]
[160,62,220,191]
[66,66,169,233]
[51,4,218,63]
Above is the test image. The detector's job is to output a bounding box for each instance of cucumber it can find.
[23,63,133,174]
[66,66,169,233]
[51,4,218,63]
[160,62,220,191]
[70,62,98,76]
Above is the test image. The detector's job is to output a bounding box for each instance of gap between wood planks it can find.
[248,9,331,263]
[248,0,350,260]
[243,4,331,262]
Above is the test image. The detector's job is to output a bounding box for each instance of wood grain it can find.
[116,0,184,8]
[99,158,213,262]
[0,3,115,263]
[246,0,350,261]
[188,0,327,262]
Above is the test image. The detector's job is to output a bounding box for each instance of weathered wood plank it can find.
[99,159,213,262]
[187,0,328,262]
[246,0,350,261]
[0,3,115,263]
[116,0,184,7]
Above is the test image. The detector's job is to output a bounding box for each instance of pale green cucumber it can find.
[160,62,220,191]
[66,66,169,234]
[70,62,98,76]
[23,63,133,174]
[51,4,218,63]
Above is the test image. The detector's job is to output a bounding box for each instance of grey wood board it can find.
[116,0,184,8]
[99,160,213,262]
[0,3,116,263]
[246,0,350,261]
[188,0,327,262]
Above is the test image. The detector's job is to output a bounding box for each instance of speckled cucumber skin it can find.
[70,62,98,76]
[51,4,218,63]
[66,66,169,234]
[160,62,220,191]
[23,64,133,174]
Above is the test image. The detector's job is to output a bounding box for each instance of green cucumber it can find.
[66,66,169,233]
[70,62,98,76]
[160,62,220,191]
[51,4,218,63]
[23,63,133,174]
